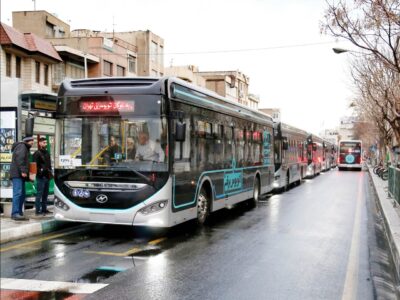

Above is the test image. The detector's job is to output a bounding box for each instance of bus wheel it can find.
[284,172,290,191]
[248,176,260,208]
[197,188,209,225]
[253,176,260,202]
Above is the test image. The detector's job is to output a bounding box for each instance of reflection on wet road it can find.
[1,169,398,299]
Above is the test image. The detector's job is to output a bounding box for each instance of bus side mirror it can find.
[175,121,186,142]
[25,117,35,137]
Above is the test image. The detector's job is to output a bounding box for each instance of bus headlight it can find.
[54,197,70,211]
[139,200,168,215]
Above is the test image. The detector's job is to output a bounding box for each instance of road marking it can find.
[85,246,142,257]
[341,176,363,300]
[0,232,70,253]
[0,278,107,294]
[0,225,91,253]
[85,237,166,257]
[148,237,167,245]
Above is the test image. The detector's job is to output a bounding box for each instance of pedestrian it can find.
[10,136,34,221]
[33,137,52,216]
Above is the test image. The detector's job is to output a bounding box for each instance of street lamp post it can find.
[332,48,349,54]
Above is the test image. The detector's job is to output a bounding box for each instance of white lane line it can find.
[0,278,108,294]
[341,176,363,300]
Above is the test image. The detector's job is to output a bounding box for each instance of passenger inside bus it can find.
[126,137,136,160]
[102,135,122,164]
[135,130,165,162]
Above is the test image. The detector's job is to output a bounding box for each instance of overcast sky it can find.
[1,0,355,134]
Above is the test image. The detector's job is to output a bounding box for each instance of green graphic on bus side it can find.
[224,171,243,193]
[263,130,271,165]
[223,158,242,193]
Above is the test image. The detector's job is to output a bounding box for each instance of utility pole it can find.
[33,0,36,10]
[112,16,116,39]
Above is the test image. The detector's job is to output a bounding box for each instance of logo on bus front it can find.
[345,154,355,164]
[96,194,109,203]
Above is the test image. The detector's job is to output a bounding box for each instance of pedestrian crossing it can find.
[0,278,107,299]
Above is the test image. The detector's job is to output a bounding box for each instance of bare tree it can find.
[322,0,400,152]
[351,56,399,159]
[322,0,400,73]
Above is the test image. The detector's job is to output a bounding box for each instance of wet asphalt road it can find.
[1,169,398,299]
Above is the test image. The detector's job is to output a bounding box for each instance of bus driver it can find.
[135,130,165,162]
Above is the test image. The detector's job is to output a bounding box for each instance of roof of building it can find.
[0,22,62,61]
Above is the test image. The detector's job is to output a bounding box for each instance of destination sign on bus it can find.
[79,100,135,112]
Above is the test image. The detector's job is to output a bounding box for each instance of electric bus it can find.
[305,134,323,177]
[272,122,308,191]
[321,140,334,172]
[52,77,275,227]
[338,140,362,171]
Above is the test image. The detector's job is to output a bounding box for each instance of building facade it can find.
[259,108,281,123]
[196,70,250,106]
[12,10,165,90]
[1,23,62,94]
[248,94,260,109]
[12,10,70,39]
[49,29,138,81]
[1,22,62,198]
[165,65,206,87]
[100,30,164,77]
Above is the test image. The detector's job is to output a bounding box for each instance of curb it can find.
[368,167,400,280]
[0,219,69,244]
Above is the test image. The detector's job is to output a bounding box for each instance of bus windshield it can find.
[339,142,361,154]
[57,116,168,172]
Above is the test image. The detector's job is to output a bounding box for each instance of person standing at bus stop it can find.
[10,136,34,221]
[33,137,52,216]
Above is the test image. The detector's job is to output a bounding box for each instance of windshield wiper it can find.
[110,166,154,186]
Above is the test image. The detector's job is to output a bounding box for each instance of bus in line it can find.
[272,122,308,191]
[338,140,362,171]
[51,77,275,227]
[305,134,323,178]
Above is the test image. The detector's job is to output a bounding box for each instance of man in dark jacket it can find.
[33,137,52,216]
[10,136,34,221]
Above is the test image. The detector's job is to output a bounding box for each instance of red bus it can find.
[338,140,362,171]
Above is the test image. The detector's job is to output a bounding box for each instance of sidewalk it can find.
[0,206,68,244]
[368,165,400,280]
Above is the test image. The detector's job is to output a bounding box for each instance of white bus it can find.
[272,122,308,191]
[51,77,275,227]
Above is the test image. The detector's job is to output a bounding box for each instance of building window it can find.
[103,60,112,76]
[45,22,54,38]
[128,55,136,73]
[15,56,21,78]
[44,64,49,85]
[6,53,11,77]
[150,41,157,63]
[35,61,40,83]
[117,65,125,76]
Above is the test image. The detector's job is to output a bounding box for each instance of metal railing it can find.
[389,166,400,204]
